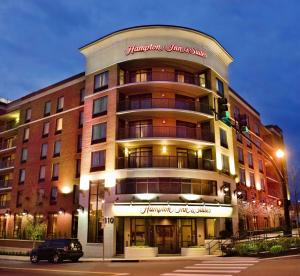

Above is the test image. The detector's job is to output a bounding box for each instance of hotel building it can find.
[0,25,287,258]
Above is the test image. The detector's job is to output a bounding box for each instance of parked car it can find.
[30,238,83,263]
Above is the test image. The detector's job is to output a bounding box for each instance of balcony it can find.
[0,159,14,170]
[0,121,18,133]
[0,200,10,209]
[0,139,16,151]
[116,155,215,171]
[118,98,213,116]
[0,179,12,189]
[118,126,215,143]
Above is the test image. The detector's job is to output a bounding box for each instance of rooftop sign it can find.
[126,43,207,59]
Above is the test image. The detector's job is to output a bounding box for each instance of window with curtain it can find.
[94,71,109,92]
[57,96,64,112]
[87,180,104,243]
[90,150,106,172]
[39,166,46,182]
[221,154,230,174]
[43,122,50,137]
[40,143,48,159]
[21,148,28,163]
[53,140,61,157]
[91,123,107,144]
[44,101,51,116]
[55,118,63,133]
[93,96,108,117]
[23,128,30,142]
[19,169,25,184]
[52,163,59,180]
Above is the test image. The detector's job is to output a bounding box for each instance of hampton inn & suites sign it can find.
[125,43,207,59]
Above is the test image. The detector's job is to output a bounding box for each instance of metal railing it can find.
[0,139,16,151]
[0,200,10,209]
[118,126,215,142]
[0,179,12,189]
[118,98,212,115]
[116,155,215,170]
[0,122,18,133]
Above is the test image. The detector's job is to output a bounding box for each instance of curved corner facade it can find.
[78,26,238,257]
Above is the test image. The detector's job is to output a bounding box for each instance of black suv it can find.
[30,238,83,263]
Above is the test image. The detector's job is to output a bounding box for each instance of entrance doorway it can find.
[155,225,177,254]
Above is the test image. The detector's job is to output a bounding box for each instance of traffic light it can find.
[217,97,230,126]
[238,114,249,133]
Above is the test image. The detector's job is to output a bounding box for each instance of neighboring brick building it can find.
[0,25,288,258]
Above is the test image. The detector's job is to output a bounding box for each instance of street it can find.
[0,255,299,276]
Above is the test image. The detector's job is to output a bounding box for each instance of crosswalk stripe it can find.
[185,266,248,269]
[195,263,254,266]
[161,274,233,276]
[175,269,241,273]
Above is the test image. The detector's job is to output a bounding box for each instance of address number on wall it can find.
[103,217,115,224]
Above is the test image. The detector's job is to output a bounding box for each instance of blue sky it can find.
[0,0,299,175]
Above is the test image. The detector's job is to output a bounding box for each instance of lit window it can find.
[57,96,64,112]
[221,154,230,174]
[93,96,108,117]
[55,118,63,133]
[258,159,264,173]
[44,101,51,116]
[176,72,185,83]
[119,69,125,85]
[199,73,206,88]
[249,172,255,188]
[135,70,148,82]
[92,123,107,144]
[91,150,106,172]
[94,71,109,92]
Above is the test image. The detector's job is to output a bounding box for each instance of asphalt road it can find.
[0,255,299,276]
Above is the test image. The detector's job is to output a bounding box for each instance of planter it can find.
[181,247,207,256]
[124,247,158,259]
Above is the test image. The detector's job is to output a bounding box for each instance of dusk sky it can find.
[0,1,299,174]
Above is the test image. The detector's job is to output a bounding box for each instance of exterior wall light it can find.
[77,205,84,213]
[58,208,65,215]
[22,209,28,216]
[5,210,11,217]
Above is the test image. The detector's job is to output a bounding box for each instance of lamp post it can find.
[275,149,292,236]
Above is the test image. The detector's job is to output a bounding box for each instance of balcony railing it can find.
[122,70,210,88]
[0,179,12,189]
[118,126,215,142]
[116,156,215,171]
[0,139,16,151]
[118,98,212,115]
[0,200,10,209]
[0,159,14,170]
[0,121,18,133]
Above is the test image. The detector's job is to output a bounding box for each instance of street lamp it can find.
[275,148,292,236]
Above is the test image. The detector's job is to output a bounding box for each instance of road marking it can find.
[175,269,241,273]
[0,266,129,275]
[202,260,259,263]
[185,266,248,269]
[162,273,233,276]
[195,263,254,266]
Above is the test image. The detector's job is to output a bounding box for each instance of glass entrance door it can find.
[155,225,177,254]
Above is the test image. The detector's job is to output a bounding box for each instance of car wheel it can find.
[71,258,79,262]
[30,254,39,263]
[52,253,62,264]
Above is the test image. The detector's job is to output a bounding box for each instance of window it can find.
[23,127,30,142]
[221,154,230,174]
[39,166,46,182]
[220,128,228,148]
[57,96,64,112]
[50,186,58,203]
[77,135,82,153]
[37,189,45,204]
[254,123,260,136]
[91,150,106,172]
[258,159,264,173]
[248,152,253,168]
[94,71,109,92]
[42,122,50,137]
[239,168,246,184]
[256,140,262,154]
[199,73,206,88]
[92,123,107,144]
[87,180,104,243]
[16,191,23,207]
[53,140,61,157]
[249,172,255,188]
[44,101,51,116]
[80,88,85,105]
[40,143,48,159]
[131,218,146,246]
[21,148,28,163]
[75,159,81,178]
[79,111,84,128]
[237,147,244,163]
[245,132,252,147]
[25,108,31,122]
[236,131,243,143]
[52,163,59,180]
[216,78,224,97]
[55,118,63,134]
[135,70,149,82]
[19,169,25,184]
[233,106,240,120]
[119,69,125,85]
[93,96,108,117]
[261,177,265,190]
[176,72,185,83]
